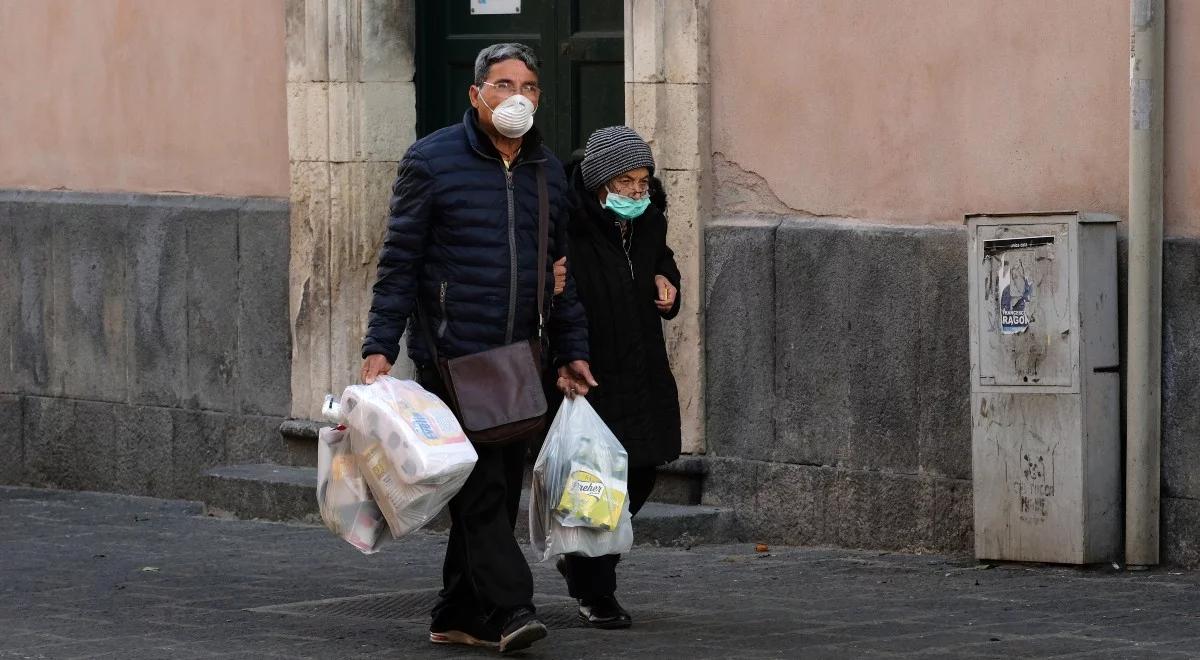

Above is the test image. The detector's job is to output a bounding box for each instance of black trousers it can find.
[562,465,657,601]
[419,366,534,627]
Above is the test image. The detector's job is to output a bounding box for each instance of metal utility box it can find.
[967,212,1120,564]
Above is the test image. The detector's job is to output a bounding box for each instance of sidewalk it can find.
[2,486,1200,659]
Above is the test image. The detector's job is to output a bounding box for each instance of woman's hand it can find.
[553,256,567,295]
[654,274,677,313]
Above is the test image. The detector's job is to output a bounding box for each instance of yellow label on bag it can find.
[556,468,626,530]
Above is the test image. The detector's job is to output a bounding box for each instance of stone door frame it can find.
[285,0,710,453]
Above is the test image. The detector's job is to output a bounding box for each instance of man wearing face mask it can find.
[553,126,683,629]
[359,43,595,654]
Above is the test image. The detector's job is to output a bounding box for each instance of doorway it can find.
[415,0,624,162]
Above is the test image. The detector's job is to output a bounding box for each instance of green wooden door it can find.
[415,0,624,161]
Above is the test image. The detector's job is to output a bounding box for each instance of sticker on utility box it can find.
[470,0,521,14]
[984,236,1053,335]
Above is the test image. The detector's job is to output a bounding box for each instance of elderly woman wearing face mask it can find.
[551,126,683,629]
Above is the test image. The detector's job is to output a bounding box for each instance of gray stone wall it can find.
[705,216,1200,564]
[0,190,292,501]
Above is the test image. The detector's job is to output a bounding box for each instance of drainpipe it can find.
[1126,0,1164,567]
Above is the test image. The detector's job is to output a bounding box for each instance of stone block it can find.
[832,470,923,550]
[113,404,174,498]
[0,200,15,393]
[0,395,23,484]
[625,82,665,153]
[774,219,937,475]
[915,228,972,480]
[23,396,74,488]
[361,0,415,82]
[224,414,291,466]
[23,397,117,492]
[330,82,417,162]
[663,1,709,85]
[51,198,130,403]
[185,210,240,412]
[327,0,361,82]
[702,456,973,554]
[127,204,188,408]
[238,201,292,416]
[286,0,329,83]
[1162,238,1200,500]
[287,82,330,161]
[170,410,230,501]
[1164,497,1200,568]
[329,162,392,397]
[626,0,664,83]
[9,200,57,396]
[289,161,333,419]
[705,219,778,461]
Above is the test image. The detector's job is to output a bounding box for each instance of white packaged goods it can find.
[316,425,388,554]
[530,397,633,560]
[338,377,478,539]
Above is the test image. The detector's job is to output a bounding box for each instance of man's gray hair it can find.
[473,43,539,85]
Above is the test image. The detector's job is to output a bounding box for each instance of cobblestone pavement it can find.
[3,486,1200,659]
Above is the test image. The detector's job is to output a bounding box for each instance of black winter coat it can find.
[362,110,589,366]
[564,167,682,468]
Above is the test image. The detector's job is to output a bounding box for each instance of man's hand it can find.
[556,359,598,399]
[360,354,393,384]
[553,256,567,295]
[654,274,678,313]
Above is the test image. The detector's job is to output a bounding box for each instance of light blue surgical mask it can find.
[602,187,651,220]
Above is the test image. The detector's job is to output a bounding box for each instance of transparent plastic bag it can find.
[530,397,633,561]
[338,376,478,539]
[316,425,388,554]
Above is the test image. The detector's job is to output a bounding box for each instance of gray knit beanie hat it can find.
[579,126,655,192]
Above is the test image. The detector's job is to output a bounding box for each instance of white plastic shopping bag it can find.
[530,397,633,561]
[338,376,478,539]
[317,425,388,554]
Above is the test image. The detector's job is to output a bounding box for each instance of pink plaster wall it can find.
[0,0,288,198]
[710,0,1200,235]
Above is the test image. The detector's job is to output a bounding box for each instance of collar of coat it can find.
[461,109,548,167]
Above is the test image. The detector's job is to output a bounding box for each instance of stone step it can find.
[278,419,708,506]
[200,463,736,547]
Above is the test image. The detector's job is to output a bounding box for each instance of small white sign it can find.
[470,0,521,15]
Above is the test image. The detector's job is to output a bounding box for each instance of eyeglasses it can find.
[480,80,542,97]
[610,177,650,193]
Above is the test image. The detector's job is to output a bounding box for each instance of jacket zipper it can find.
[504,169,517,343]
[616,220,635,280]
[437,281,448,338]
[466,136,545,346]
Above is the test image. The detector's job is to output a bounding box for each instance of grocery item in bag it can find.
[317,425,388,554]
[530,397,633,560]
[340,376,477,539]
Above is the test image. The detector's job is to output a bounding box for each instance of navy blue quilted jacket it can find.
[361,110,589,367]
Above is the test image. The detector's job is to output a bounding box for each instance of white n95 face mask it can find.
[480,93,536,139]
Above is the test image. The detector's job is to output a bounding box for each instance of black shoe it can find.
[429,614,499,649]
[578,595,632,629]
[498,607,548,654]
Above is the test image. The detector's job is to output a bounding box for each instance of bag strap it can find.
[536,163,549,338]
[416,163,551,360]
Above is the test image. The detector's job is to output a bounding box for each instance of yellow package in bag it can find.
[556,462,627,531]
